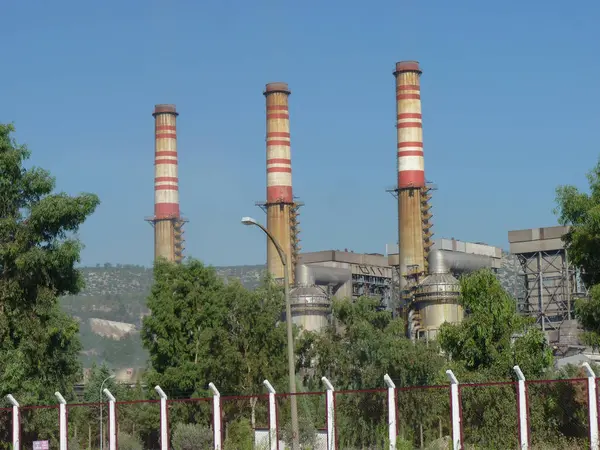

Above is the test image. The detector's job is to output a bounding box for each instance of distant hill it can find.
[61,263,266,369]
[62,256,524,369]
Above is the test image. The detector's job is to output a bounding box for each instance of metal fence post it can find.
[446,370,461,450]
[154,386,168,450]
[55,392,67,450]
[103,389,117,450]
[384,374,397,450]
[513,366,529,450]
[322,377,335,450]
[583,362,599,450]
[264,380,278,450]
[209,382,222,450]
[6,394,20,450]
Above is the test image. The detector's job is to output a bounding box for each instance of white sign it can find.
[33,441,49,450]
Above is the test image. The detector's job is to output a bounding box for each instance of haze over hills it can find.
[62,254,524,369]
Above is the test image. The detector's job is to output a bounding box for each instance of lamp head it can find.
[241,216,257,226]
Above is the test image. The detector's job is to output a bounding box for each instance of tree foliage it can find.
[298,297,447,448]
[438,269,553,378]
[142,258,290,397]
[555,160,600,347]
[555,160,600,287]
[0,123,99,402]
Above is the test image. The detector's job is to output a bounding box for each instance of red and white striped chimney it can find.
[395,61,425,190]
[264,83,294,283]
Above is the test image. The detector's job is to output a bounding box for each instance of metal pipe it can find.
[428,249,497,274]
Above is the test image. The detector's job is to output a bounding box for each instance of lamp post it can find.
[241,216,300,450]
[99,374,116,450]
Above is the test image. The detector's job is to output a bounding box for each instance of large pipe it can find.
[295,264,352,287]
[394,61,426,288]
[152,104,183,263]
[428,249,497,275]
[264,83,294,283]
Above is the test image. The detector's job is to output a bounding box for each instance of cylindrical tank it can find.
[413,272,462,340]
[289,285,331,332]
[264,83,294,283]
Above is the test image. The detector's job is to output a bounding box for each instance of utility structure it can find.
[390,61,433,310]
[256,83,302,284]
[508,226,587,350]
[145,104,187,263]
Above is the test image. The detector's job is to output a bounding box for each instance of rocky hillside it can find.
[61,263,266,369]
[63,256,524,369]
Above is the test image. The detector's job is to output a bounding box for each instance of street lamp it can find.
[99,374,116,450]
[241,216,300,450]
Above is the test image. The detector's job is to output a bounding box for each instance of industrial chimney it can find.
[146,104,187,263]
[394,61,432,295]
[260,83,300,284]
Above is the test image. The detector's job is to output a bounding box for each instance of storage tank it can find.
[412,249,498,339]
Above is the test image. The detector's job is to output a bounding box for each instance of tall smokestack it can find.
[394,61,428,293]
[263,83,295,283]
[147,104,186,263]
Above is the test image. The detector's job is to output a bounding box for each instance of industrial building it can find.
[289,250,393,331]
[508,226,587,351]
[387,238,503,339]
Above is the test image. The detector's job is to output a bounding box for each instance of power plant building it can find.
[388,238,503,339]
[290,250,393,332]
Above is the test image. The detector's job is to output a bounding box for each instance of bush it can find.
[223,418,254,450]
[172,422,213,450]
[117,431,143,450]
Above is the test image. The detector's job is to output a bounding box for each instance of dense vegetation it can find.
[0,123,99,445]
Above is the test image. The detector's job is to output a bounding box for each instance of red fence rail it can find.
[3,371,600,449]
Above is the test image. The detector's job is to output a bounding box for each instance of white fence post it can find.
[446,370,461,450]
[263,380,278,450]
[6,394,20,450]
[103,389,117,450]
[583,363,599,450]
[154,386,168,450]
[322,377,335,450]
[384,374,397,450]
[209,382,222,450]
[55,392,67,450]
[513,366,529,450]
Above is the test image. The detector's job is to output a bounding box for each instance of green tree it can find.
[438,269,553,378]
[0,123,99,443]
[438,270,554,450]
[555,161,600,347]
[555,160,600,287]
[142,259,289,430]
[298,297,447,448]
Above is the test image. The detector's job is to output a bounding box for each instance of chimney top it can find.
[264,82,291,95]
[394,61,422,75]
[153,104,179,117]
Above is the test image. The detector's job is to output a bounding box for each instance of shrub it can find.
[223,418,254,450]
[172,422,213,450]
[281,415,317,449]
[117,431,143,450]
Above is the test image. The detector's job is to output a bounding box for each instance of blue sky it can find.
[2,0,599,267]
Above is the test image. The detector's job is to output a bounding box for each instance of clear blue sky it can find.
[2,0,599,267]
